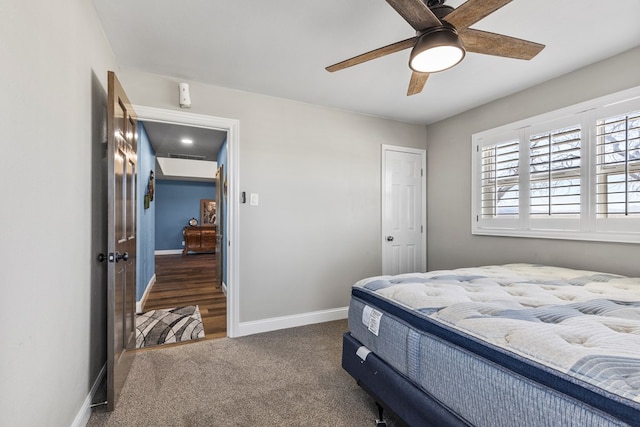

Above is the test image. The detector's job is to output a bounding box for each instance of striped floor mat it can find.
[136,305,205,348]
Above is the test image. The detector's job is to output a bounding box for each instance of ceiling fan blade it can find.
[385,0,441,30]
[445,0,512,30]
[326,37,417,72]
[407,71,429,96]
[460,29,544,60]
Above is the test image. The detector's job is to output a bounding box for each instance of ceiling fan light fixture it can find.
[409,25,465,73]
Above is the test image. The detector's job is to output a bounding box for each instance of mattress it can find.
[347,263,640,426]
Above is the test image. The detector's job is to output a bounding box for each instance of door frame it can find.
[134,105,240,337]
[381,144,427,274]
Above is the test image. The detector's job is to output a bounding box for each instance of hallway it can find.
[143,253,226,339]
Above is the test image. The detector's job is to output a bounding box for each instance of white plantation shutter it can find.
[529,125,581,217]
[481,140,519,218]
[472,86,640,243]
[596,110,640,217]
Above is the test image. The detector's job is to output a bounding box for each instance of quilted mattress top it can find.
[354,263,640,404]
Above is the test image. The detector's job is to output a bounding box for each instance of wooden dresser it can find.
[183,226,216,255]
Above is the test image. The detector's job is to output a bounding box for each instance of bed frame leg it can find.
[375,402,387,426]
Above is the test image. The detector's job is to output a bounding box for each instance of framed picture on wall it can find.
[200,199,216,226]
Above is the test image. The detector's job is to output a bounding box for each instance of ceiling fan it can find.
[326,0,545,96]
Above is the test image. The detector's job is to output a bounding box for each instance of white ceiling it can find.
[141,121,226,181]
[93,0,640,126]
[142,121,226,160]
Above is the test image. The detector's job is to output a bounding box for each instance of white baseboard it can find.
[154,249,183,255]
[236,306,348,337]
[136,274,156,313]
[221,281,227,296]
[71,364,106,427]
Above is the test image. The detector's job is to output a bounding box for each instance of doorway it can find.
[139,119,226,339]
[134,105,240,337]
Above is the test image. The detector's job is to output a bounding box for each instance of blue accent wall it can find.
[136,123,156,301]
[217,138,228,284]
[155,180,216,250]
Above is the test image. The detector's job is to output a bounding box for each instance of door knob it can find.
[115,252,129,262]
[386,236,394,242]
[97,253,107,262]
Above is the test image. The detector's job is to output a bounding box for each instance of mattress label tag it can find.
[362,305,382,336]
[356,346,372,361]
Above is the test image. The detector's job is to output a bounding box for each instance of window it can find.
[480,139,519,218]
[472,87,640,243]
[529,125,581,217]
[596,110,640,217]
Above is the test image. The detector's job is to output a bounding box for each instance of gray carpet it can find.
[88,319,400,427]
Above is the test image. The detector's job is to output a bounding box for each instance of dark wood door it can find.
[106,71,137,411]
[215,166,224,288]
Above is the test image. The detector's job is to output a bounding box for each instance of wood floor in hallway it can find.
[142,253,226,340]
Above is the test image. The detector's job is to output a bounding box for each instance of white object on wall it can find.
[179,82,191,108]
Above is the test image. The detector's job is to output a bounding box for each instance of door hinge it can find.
[421,225,424,233]
[476,215,479,222]
[421,168,424,177]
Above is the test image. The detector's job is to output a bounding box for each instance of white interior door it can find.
[382,145,426,275]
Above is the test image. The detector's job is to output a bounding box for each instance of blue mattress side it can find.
[342,332,471,427]
[351,287,640,427]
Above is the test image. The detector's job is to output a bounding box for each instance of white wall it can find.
[426,47,640,276]
[117,69,427,322]
[0,0,116,426]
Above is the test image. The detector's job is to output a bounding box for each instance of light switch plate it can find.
[250,193,259,206]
